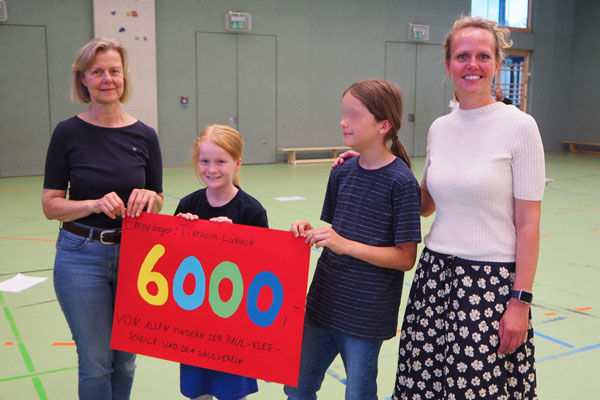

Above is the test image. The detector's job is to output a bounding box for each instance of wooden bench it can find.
[278,146,352,164]
[562,140,600,156]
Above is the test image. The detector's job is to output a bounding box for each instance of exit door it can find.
[196,33,276,164]
[385,42,450,157]
[0,25,51,177]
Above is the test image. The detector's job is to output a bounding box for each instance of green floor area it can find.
[1,152,599,399]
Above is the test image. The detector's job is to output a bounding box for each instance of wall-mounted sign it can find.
[226,11,252,32]
[409,23,430,41]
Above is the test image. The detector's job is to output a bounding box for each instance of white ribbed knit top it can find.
[422,102,545,262]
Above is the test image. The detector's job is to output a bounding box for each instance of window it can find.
[471,0,532,30]
[494,49,530,112]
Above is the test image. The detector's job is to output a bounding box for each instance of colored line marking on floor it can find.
[32,377,46,399]
[534,331,575,348]
[0,187,39,193]
[544,312,557,316]
[0,292,48,399]
[5,341,14,345]
[547,183,600,199]
[326,368,347,385]
[0,366,78,383]
[163,192,181,201]
[535,282,600,303]
[52,342,75,346]
[576,306,593,312]
[537,316,566,325]
[14,300,58,310]
[537,343,600,363]
[0,236,56,242]
[0,268,53,278]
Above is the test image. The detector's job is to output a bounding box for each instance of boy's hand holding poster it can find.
[110,212,310,386]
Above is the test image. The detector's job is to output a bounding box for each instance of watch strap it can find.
[511,289,533,304]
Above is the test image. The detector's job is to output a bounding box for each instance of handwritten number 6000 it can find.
[137,244,284,328]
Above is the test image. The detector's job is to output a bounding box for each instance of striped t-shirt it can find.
[306,156,421,340]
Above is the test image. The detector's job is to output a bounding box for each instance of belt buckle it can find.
[100,229,117,245]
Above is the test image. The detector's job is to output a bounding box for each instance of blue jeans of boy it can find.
[53,226,136,400]
[284,321,383,400]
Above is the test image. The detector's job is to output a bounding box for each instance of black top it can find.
[174,188,268,229]
[43,116,163,229]
[306,157,422,339]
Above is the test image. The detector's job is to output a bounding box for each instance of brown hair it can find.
[443,16,513,64]
[71,38,132,103]
[343,79,411,168]
[191,124,244,186]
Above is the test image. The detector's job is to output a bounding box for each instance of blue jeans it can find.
[284,321,383,400]
[53,225,136,400]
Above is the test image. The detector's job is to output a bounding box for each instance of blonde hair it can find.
[444,16,513,63]
[343,79,411,169]
[71,38,132,103]
[191,125,244,186]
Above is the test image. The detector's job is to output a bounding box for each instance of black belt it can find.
[62,222,121,245]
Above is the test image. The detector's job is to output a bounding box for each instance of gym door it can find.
[196,33,276,164]
[0,26,51,177]
[385,42,450,157]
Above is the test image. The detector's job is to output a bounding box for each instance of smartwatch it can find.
[511,289,533,304]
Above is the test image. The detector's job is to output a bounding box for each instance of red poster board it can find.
[111,212,310,386]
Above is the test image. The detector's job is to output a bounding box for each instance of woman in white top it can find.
[392,16,544,399]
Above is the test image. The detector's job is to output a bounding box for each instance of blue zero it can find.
[172,256,206,310]
[246,271,284,327]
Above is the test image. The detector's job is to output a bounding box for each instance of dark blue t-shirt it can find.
[175,188,268,228]
[43,116,163,229]
[306,156,422,339]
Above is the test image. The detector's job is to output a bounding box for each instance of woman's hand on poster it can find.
[127,188,159,217]
[93,192,126,220]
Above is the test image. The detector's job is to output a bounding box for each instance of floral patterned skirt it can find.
[392,248,537,400]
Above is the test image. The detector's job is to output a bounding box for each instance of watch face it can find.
[512,290,533,304]
[520,291,533,303]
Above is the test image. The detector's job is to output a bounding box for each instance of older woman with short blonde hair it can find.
[42,37,163,399]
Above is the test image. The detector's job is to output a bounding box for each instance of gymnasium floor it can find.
[1,151,598,399]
